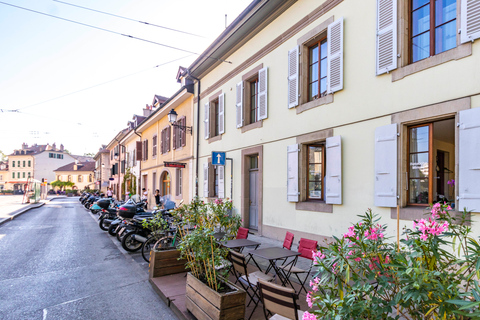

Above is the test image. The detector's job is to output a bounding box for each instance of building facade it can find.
[54,162,96,190]
[186,0,480,241]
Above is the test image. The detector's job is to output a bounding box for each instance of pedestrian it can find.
[154,189,161,207]
[142,188,148,206]
[106,187,113,198]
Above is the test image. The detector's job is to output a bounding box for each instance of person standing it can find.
[154,189,161,207]
[106,187,113,198]
[142,188,148,206]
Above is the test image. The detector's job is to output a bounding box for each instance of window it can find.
[57,175,60,181]
[307,144,325,200]
[161,172,171,196]
[78,175,83,182]
[176,168,182,196]
[236,67,267,129]
[17,172,20,179]
[204,93,224,139]
[49,153,54,158]
[160,127,171,154]
[308,39,328,101]
[28,160,31,167]
[173,118,186,149]
[23,161,25,167]
[152,135,157,157]
[23,172,25,179]
[410,0,457,63]
[12,161,15,167]
[89,174,93,183]
[288,18,343,109]
[28,172,31,178]
[142,140,148,161]
[0,175,2,181]
[12,172,14,179]
[203,162,225,198]
[68,175,72,182]
[17,161,20,167]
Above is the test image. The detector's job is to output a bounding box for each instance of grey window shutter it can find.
[374,123,398,207]
[204,102,210,139]
[288,46,299,109]
[458,108,480,212]
[236,82,244,128]
[325,136,342,204]
[461,0,480,43]
[376,0,397,75]
[167,126,171,152]
[219,93,225,134]
[203,163,209,198]
[287,144,299,202]
[172,125,177,150]
[327,18,344,94]
[218,165,225,199]
[257,67,268,120]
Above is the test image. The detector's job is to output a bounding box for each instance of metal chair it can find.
[279,238,318,295]
[236,227,249,239]
[265,231,295,274]
[258,278,305,320]
[228,250,274,320]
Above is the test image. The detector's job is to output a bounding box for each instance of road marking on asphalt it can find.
[42,308,47,320]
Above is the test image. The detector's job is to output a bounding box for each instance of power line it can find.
[53,0,205,38]
[10,54,193,112]
[0,1,231,64]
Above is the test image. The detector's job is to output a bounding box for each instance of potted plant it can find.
[175,197,246,320]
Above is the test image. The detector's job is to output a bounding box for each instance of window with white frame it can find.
[204,93,224,139]
[161,127,171,154]
[176,168,182,196]
[236,67,268,128]
[152,135,157,158]
[173,117,186,149]
[203,162,225,199]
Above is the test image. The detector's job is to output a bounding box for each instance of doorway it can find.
[249,155,259,230]
[241,146,263,233]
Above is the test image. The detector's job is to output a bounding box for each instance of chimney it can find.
[22,143,28,150]
[60,144,64,151]
[143,107,152,117]
[52,143,56,150]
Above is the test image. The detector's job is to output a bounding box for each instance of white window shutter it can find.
[461,0,480,43]
[203,163,209,198]
[218,93,225,135]
[374,124,398,207]
[287,144,299,202]
[218,165,225,199]
[204,102,210,139]
[327,18,344,94]
[288,46,299,109]
[376,0,397,75]
[235,82,244,128]
[258,67,268,120]
[325,136,342,204]
[458,108,480,212]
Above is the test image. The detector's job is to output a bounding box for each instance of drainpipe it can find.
[134,128,142,196]
[187,69,200,197]
[113,137,124,199]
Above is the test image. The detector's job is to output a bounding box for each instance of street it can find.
[0,197,178,320]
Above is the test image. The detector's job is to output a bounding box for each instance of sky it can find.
[0,0,252,157]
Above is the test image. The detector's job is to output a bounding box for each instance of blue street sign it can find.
[212,151,226,166]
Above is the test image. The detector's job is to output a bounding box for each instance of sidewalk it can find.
[0,195,65,226]
[149,232,313,320]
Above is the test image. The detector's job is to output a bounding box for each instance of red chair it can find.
[283,231,295,250]
[280,238,318,295]
[236,227,249,239]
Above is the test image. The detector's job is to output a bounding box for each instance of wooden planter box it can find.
[186,272,246,320]
[148,249,189,278]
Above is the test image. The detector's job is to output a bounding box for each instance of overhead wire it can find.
[52,0,205,38]
[0,1,231,64]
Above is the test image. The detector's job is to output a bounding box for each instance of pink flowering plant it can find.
[306,205,480,320]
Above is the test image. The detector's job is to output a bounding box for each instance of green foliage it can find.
[175,197,241,292]
[50,180,74,191]
[141,213,167,233]
[307,205,479,320]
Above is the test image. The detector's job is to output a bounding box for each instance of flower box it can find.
[148,249,189,278]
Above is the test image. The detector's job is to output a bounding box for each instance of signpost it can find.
[212,151,226,166]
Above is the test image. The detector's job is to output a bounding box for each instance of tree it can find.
[50,180,75,191]
[83,152,95,157]
[63,149,71,154]
[0,150,6,161]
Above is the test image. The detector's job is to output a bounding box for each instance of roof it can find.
[70,155,95,162]
[54,162,95,172]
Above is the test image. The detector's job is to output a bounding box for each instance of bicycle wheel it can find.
[142,235,161,262]
[153,236,174,251]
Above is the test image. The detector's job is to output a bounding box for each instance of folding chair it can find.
[228,250,274,320]
[258,278,305,320]
[236,227,249,239]
[279,238,318,295]
[265,231,295,274]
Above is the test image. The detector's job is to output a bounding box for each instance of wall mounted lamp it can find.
[168,109,192,134]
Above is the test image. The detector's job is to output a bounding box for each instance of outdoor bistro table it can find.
[250,247,301,289]
[221,239,261,251]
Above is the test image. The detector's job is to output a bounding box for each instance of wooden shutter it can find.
[160,130,164,154]
[173,125,177,150]
[219,93,225,134]
[374,124,398,207]
[327,18,344,94]
[288,46,299,109]
[144,140,148,160]
[136,141,142,161]
[458,108,480,212]
[376,0,397,75]
[167,126,171,152]
[204,102,210,139]
[325,136,342,204]
[461,0,480,43]
[181,118,186,147]
[257,67,268,120]
[218,165,225,199]
[287,144,299,202]
[203,163,209,198]
[236,82,244,128]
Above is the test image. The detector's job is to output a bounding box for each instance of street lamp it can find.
[168,109,192,134]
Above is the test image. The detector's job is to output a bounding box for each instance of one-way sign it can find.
[212,151,226,166]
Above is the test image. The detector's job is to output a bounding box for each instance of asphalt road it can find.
[0,197,178,320]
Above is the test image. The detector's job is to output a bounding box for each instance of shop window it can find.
[161,171,171,196]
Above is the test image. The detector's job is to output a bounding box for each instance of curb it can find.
[0,196,63,226]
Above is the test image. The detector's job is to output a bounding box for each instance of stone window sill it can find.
[296,201,333,213]
[392,43,472,82]
[296,94,334,114]
[241,120,263,133]
[208,135,222,144]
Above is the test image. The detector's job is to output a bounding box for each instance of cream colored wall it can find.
[195,0,480,239]
[55,171,94,190]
